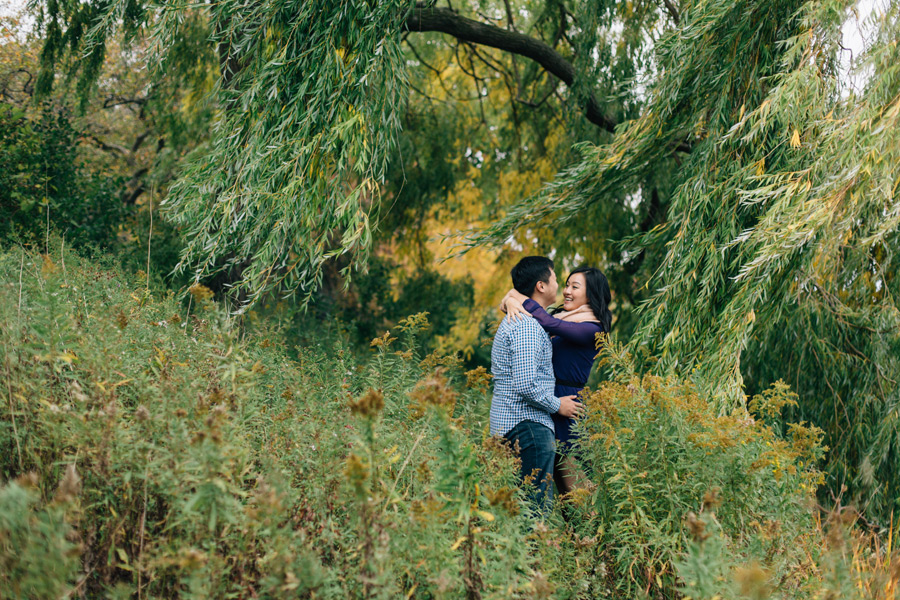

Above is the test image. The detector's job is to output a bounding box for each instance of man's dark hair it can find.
[511,256,554,297]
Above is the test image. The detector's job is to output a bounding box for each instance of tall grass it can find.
[0,244,897,598]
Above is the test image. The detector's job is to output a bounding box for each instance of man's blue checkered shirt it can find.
[489,314,560,437]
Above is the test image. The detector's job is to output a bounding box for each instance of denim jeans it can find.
[504,419,556,516]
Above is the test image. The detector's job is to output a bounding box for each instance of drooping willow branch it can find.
[404,5,618,134]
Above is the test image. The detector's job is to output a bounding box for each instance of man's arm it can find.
[509,320,561,414]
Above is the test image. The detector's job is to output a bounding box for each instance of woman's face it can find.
[562,272,588,311]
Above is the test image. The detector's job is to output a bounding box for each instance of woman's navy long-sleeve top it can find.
[522,298,602,394]
[522,298,602,447]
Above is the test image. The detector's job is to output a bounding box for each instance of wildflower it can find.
[408,370,457,418]
[430,570,452,594]
[684,511,709,542]
[701,487,721,512]
[531,521,550,537]
[253,479,282,511]
[41,254,58,278]
[54,463,81,504]
[397,312,430,333]
[485,486,519,515]
[188,283,214,303]
[564,487,592,508]
[787,421,826,461]
[735,563,771,600]
[251,360,266,374]
[177,548,207,569]
[482,435,515,460]
[531,571,554,599]
[748,380,798,420]
[281,571,300,592]
[69,380,88,403]
[464,366,492,392]
[99,401,117,419]
[349,388,384,417]
[420,350,462,371]
[370,331,396,348]
[344,453,369,487]
[15,472,40,490]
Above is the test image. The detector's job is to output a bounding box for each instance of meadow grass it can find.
[0,244,896,599]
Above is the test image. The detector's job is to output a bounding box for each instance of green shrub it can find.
[0,477,78,599]
[564,337,898,599]
[0,245,540,598]
[568,337,820,596]
[0,104,129,250]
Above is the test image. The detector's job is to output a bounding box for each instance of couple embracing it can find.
[489,256,612,514]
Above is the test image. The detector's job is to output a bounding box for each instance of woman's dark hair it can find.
[554,266,612,333]
[510,256,554,296]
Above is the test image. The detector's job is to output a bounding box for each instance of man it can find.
[490,256,583,513]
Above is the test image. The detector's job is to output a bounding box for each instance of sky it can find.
[840,0,882,92]
[0,0,33,40]
[0,0,26,19]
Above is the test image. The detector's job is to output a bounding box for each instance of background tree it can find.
[0,11,125,250]
[1,3,215,279]
[316,1,669,357]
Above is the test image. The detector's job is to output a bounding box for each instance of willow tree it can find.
[471,0,900,522]
[33,0,900,522]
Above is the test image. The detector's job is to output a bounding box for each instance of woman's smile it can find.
[562,272,588,311]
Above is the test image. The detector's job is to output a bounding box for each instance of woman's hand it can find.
[500,288,528,314]
[505,295,528,322]
[500,289,530,321]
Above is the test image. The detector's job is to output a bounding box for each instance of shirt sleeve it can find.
[522,299,603,346]
[509,320,561,414]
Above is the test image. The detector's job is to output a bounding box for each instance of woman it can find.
[501,266,612,496]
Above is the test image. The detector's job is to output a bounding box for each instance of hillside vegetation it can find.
[1,244,897,599]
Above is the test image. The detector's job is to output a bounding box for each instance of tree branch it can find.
[83,134,134,165]
[502,0,517,32]
[131,130,152,153]
[661,0,681,25]
[0,68,34,100]
[405,38,443,76]
[124,167,149,205]
[102,95,147,109]
[404,5,618,134]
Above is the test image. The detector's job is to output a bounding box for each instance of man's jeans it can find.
[504,419,555,515]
